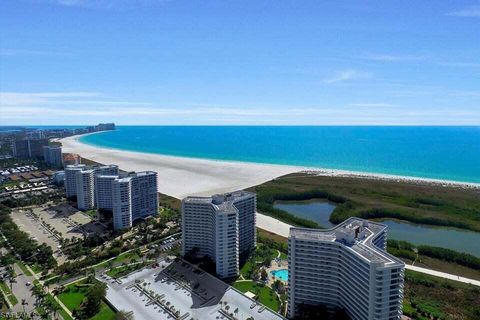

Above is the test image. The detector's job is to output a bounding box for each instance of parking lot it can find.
[100,259,285,320]
[11,203,107,264]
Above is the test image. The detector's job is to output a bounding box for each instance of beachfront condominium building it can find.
[181,191,256,279]
[75,169,95,210]
[65,164,87,197]
[43,145,63,168]
[287,218,404,320]
[112,171,158,230]
[94,164,119,176]
[95,175,118,211]
[65,163,157,227]
[112,177,133,230]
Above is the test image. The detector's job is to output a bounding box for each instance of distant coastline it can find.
[62,132,480,192]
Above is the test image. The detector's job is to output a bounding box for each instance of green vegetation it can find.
[233,281,280,311]
[404,270,480,320]
[85,209,98,218]
[159,192,181,211]
[7,293,18,306]
[58,277,115,320]
[387,239,480,280]
[0,281,11,295]
[256,227,480,319]
[106,261,147,279]
[17,261,33,276]
[0,280,18,306]
[240,261,253,278]
[0,204,57,270]
[90,302,116,320]
[250,173,480,232]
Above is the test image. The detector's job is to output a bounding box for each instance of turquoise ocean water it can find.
[80,126,480,183]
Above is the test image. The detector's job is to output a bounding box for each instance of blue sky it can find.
[1,0,479,125]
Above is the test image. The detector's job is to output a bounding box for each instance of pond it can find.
[273,200,480,257]
[273,199,337,228]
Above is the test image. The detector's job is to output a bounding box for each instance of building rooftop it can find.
[101,259,285,320]
[290,217,403,266]
[183,190,255,214]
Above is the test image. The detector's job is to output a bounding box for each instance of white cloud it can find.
[1,91,478,125]
[0,92,100,106]
[361,53,424,62]
[435,61,480,68]
[0,49,58,56]
[322,70,371,84]
[447,5,480,17]
[349,103,394,108]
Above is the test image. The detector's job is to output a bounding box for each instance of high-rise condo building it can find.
[94,164,119,176]
[12,138,49,159]
[75,169,95,210]
[288,218,404,320]
[112,177,133,230]
[129,171,158,220]
[95,175,118,211]
[43,145,63,168]
[181,191,256,279]
[65,164,157,227]
[64,164,87,197]
[112,171,158,230]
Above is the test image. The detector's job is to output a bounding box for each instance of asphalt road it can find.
[10,263,36,314]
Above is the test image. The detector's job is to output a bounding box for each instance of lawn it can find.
[45,294,73,320]
[0,280,18,306]
[233,280,280,312]
[29,263,43,274]
[58,284,87,311]
[93,251,140,271]
[0,281,11,295]
[57,281,116,319]
[240,261,253,278]
[17,261,33,276]
[106,262,146,279]
[90,302,116,320]
[7,294,18,306]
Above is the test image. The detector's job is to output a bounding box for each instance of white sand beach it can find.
[60,133,480,236]
[60,134,305,199]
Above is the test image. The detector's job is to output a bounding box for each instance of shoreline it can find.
[61,133,480,191]
[60,133,480,239]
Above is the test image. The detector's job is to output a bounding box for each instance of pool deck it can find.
[265,259,288,286]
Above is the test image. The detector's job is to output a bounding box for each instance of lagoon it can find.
[274,200,480,256]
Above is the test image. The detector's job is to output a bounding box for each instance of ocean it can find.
[80,126,480,183]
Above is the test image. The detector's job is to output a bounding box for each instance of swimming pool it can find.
[270,269,288,281]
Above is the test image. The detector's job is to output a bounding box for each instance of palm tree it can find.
[21,298,27,314]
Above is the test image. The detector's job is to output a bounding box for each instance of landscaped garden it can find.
[57,277,116,320]
[233,280,280,312]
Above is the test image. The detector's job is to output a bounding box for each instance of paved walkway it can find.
[25,264,73,318]
[405,265,480,287]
